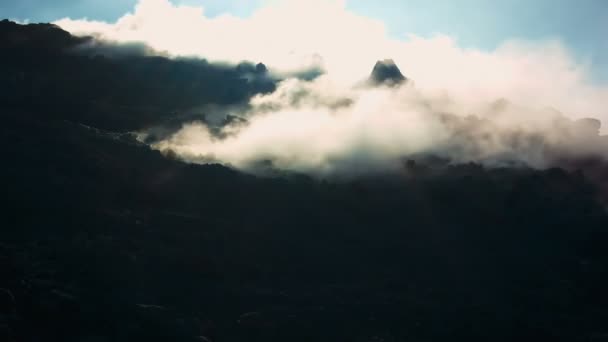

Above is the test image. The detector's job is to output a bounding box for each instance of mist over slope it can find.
[151,68,608,179]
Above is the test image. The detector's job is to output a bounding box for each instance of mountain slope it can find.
[1,20,608,342]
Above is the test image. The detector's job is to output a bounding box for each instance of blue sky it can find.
[349,0,608,79]
[2,0,607,81]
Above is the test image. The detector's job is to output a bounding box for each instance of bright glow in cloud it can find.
[55,0,608,176]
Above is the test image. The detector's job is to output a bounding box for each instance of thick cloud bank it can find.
[56,0,608,176]
[151,77,608,176]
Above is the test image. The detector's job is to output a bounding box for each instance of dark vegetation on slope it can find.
[1,21,608,342]
[0,19,276,132]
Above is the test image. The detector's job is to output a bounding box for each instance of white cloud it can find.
[151,76,608,176]
[55,0,607,120]
[54,0,608,175]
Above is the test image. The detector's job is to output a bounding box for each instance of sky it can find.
[2,0,607,81]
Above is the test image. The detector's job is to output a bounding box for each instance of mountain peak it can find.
[369,59,407,86]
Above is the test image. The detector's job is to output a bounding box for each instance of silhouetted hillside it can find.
[0,19,89,51]
[1,20,608,342]
[0,20,277,131]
